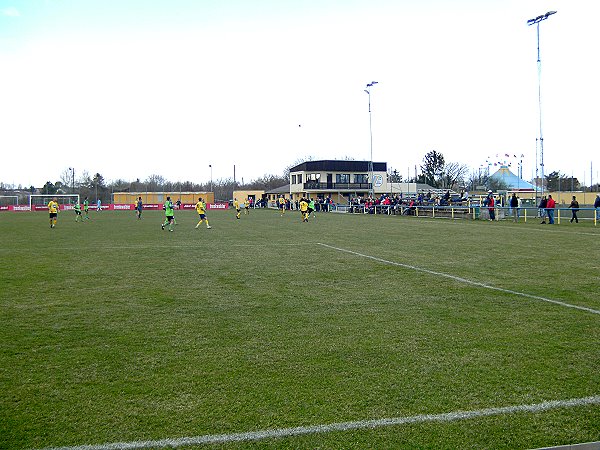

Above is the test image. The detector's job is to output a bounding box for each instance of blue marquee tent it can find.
[489,165,535,191]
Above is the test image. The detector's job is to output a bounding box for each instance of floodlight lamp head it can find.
[527,10,557,25]
[371,81,378,85]
[364,89,369,94]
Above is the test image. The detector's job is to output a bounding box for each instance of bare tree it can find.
[439,162,469,190]
[145,174,166,191]
[78,170,92,189]
[283,156,314,179]
[59,169,73,189]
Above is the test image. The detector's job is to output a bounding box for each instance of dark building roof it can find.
[265,185,290,194]
[290,160,387,173]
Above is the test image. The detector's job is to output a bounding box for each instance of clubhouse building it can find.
[287,160,419,203]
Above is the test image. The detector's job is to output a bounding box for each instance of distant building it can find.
[265,185,291,206]
[112,191,215,205]
[232,190,266,205]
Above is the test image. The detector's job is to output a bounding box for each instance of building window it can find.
[354,174,368,183]
[306,173,321,181]
[297,174,303,184]
[292,175,297,184]
[336,174,350,183]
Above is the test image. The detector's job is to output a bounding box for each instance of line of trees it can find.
[35,170,289,204]
[3,153,598,204]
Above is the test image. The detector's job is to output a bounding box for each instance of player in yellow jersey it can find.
[48,197,59,228]
[244,198,250,215]
[195,197,212,229]
[233,198,241,219]
[299,197,309,222]
[278,196,286,216]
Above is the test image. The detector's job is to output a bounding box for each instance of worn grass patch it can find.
[1,209,599,449]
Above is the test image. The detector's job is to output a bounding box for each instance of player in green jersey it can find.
[308,198,316,219]
[83,197,90,220]
[74,201,83,222]
[161,196,175,231]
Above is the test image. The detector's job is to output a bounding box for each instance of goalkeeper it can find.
[48,197,59,228]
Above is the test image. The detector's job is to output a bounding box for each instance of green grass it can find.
[1,209,599,449]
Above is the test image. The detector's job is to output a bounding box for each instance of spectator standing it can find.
[595,194,600,221]
[136,196,143,219]
[569,196,579,223]
[510,193,519,222]
[486,191,495,221]
[539,196,547,224]
[546,195,556,224]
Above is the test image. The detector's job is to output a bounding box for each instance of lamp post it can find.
[527,10,557,199]
[68,167,75,194]
[364,81,378,199]
[208,164,213,194]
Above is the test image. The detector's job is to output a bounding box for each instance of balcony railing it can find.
[303,182,372,191]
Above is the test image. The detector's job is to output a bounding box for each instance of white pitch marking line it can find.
[40,395,600,450]
[317,243,600,316]
[0,243,302,253]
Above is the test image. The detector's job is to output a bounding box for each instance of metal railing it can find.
[303,182,371,191]
[337,204,599,225]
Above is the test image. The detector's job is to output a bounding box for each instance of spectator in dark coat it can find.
[569,196,579,223]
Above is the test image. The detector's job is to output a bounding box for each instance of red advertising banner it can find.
[1,203,229,212]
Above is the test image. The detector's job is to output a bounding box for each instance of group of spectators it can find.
[536,195,558,224]
[348,191,600,224]
[348,190,471,215]
[275,191,600,222]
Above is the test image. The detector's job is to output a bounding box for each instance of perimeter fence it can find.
[333,203,599,225]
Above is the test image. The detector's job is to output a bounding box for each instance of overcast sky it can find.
[1,0,598,188]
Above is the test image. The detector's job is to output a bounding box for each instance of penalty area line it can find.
[317,243,600,316]
[40,395,600,450]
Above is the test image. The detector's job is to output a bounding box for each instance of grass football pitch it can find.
[1,208,599,449]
